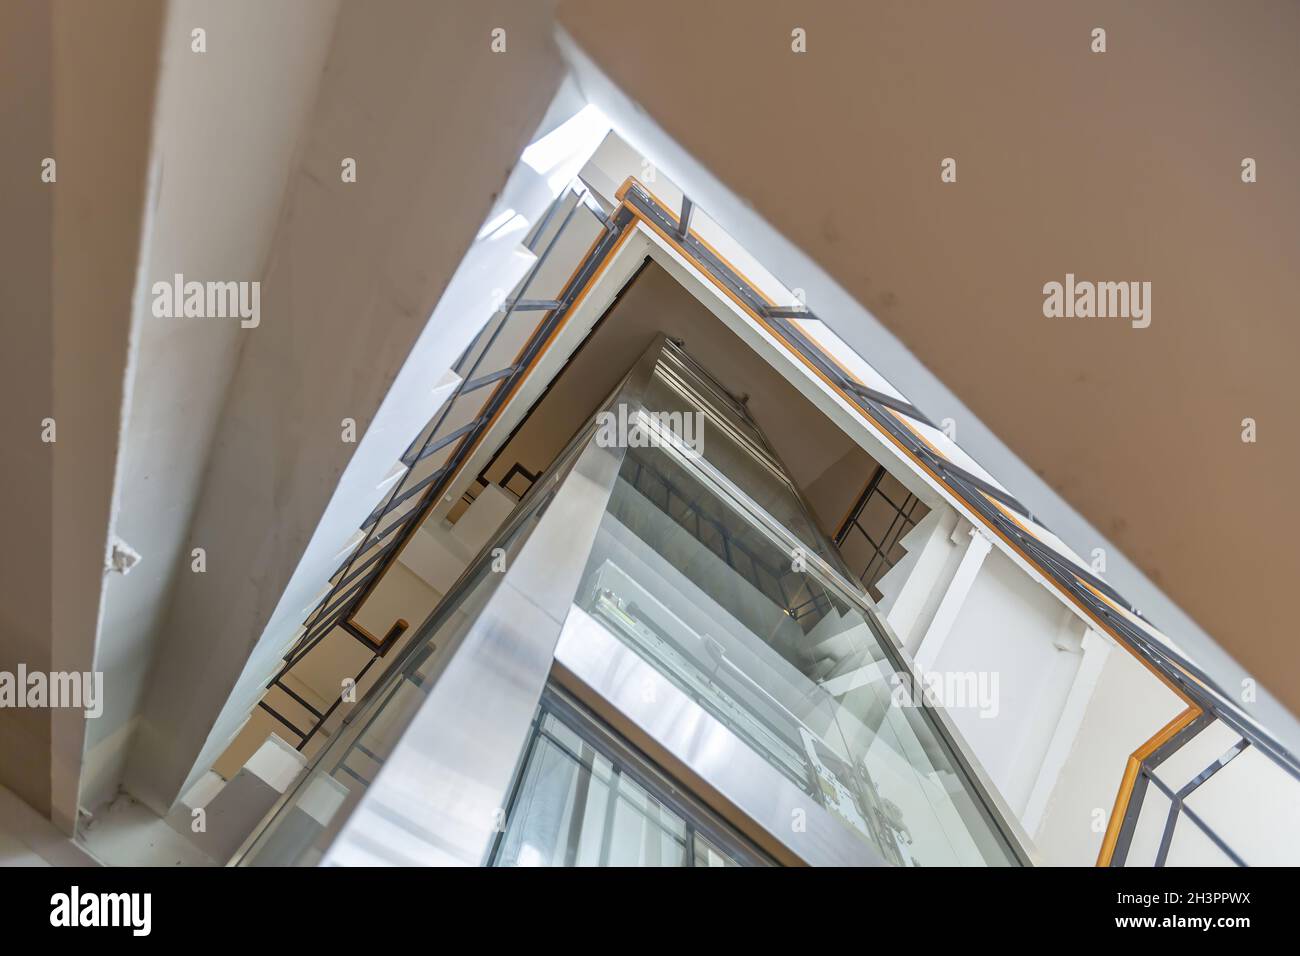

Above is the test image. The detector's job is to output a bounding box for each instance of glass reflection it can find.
[491,708,740,868]
[574,347,1016,866]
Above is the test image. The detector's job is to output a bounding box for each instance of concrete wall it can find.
[930,550,1085,815]
[0,0,56,822]
[48,0,166,834]
[0,783,100,867]
[124,0,565,813]
[84,0,343,816]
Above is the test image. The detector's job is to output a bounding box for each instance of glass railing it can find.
[572,412,1018,866]
[1108,713,1300,866]
[233,414,599,866]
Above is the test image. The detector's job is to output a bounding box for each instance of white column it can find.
[883,509,959,650]
[1020,626,1112,834]
[913,524,992,673]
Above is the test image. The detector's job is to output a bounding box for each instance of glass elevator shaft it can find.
[239,338,1027,867]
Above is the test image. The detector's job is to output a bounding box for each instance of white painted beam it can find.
[881,509,960,650]
[47,0,165,835]
[914,526,992,673]
[1021,626,1111,835]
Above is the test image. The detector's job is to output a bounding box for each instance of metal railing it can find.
[255,184,621,753]
[833,464,928,599]
[613,178,1300,865]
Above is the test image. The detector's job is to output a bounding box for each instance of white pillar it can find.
[913,524,992,673]
[883,508,959,650]
[1020,625,1112,834]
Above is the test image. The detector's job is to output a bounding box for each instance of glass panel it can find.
[490,710,740,868]
[575,441,1014,865]
[572,346,1017,865]
[640,346,839,565]
[238,425,590,867]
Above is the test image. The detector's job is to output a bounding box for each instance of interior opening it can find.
[215,247,944,782]
[452,257,928,598]
[236,335,1018,867]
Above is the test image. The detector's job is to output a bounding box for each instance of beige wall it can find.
[84,0,343,817]
[50,0,166,833]
[559,0,1300,720]
[0,0,164,829]
[0,0,56,819]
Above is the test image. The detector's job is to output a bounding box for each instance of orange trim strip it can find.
[424,224,638,521]
[1096,705,1200,866]
[1079,580,1205,694]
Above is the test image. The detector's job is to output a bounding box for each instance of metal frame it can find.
[1109,714,1253,867]
[622,447,803,616]
[552,606,882,867]
[487,684,775,867]
[834,463,928,597]
[1148,740,1250,867]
